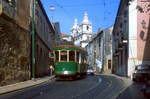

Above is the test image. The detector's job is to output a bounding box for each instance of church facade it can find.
[71,12,93,48]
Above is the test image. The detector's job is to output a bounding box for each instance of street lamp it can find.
[49,5,55,22]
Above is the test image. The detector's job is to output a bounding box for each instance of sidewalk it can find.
[109,74,145,99]
[0,75,55,95]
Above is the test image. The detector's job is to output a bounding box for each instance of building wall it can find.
[103,27,113,74]
[113,0,150,77]
[16,0,31,30]
[35,1,54,49]
[0,0,31,86]
[128,0,138,77]
[137,0,150,63]
[86,27,113,73]
[34,0,55,77]
[128,0,150,77]
[35,35,49,77]
[112,0,129,76]
[0,7,31,86]
[0,0,56,86]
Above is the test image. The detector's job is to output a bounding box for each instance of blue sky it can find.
[41,0,120,34]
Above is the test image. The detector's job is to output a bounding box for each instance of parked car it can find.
[141,80,150,98]
[132,64,150,82]
[87,66,94,75]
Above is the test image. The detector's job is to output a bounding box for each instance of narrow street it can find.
[0,0,150,99]
[0,75,145,99]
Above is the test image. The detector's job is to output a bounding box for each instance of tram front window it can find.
[69,51,75,62]
[60,51,67,62]
[55,51,59,62]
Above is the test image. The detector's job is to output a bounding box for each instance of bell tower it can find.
[71,18,79,37]
[80,12,92,34]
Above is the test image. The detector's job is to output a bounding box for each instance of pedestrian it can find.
[49,65,54,76]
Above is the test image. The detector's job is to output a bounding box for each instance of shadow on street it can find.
[117,82,146,99]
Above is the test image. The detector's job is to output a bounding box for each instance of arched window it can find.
[87,26,89,30]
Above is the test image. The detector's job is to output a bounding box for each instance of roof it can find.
[54,41,87,53]
[59,33,70,37]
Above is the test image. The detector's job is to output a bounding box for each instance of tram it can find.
[53,42,87,78]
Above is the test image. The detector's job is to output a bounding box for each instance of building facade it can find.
[0,0,31,86]
[71,12,93,47]
[112,0,150,77]
[86,26,113,73]
[128,0,150,77]
[0,0,57,86]
[112,0,129,76]
[35,0,56,77]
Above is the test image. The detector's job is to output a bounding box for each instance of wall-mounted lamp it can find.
[136,5,144,13]
[141,20,148,29]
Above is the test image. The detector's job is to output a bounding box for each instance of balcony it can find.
[0,0,16,20]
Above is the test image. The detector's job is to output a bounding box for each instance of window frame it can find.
[60,50,67,62]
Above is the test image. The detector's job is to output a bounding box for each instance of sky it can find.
[41,0,120,34]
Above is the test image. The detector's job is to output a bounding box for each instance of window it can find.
[76,52,79,63]
[60,51,67,62]
[108,60,111,69]
[119,23,123,28]
[69,51,75,62]
[5,0,16,8]
[87,26,89,30]
[55,51,59,62]
[124,10,127,17]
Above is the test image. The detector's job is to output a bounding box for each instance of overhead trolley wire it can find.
[51,0,73,19]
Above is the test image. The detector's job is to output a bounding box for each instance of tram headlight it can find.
[64,71,69,74]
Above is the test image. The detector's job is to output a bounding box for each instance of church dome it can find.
[81,12,92,25]
[72,18,79,30]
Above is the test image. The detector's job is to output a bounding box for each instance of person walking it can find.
[49,65,54,76]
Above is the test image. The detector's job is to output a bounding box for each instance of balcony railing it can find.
[0,0,16,20]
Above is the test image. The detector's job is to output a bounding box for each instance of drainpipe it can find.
[31,0,35,79]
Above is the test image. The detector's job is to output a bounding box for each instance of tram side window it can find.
[55,51,59,62]
[84,57,87,63]
[81,56,84,63]
[69,51,75,62]
[76,52,79,63]
[60,51,67,62]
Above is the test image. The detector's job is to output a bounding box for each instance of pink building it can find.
[128,0,150,77]
[137,0,150,62]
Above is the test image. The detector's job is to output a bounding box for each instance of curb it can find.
[96,74,132,99]
[0,76,55,95]
[107,74,133,99]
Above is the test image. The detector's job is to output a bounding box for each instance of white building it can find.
[86,26,113,73]
[71,12,93,47]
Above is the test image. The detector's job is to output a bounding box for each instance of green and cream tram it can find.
[53,44,87,78]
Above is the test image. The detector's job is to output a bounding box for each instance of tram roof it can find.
[54,45,86,51]
[54,41,87,52]
[54,44,86,52]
